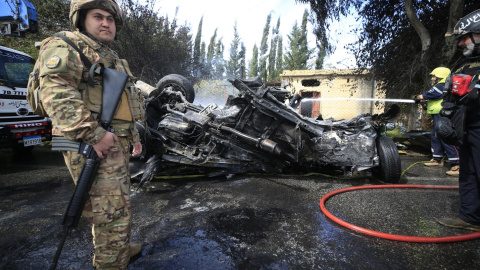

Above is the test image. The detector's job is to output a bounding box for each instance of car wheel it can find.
[375,136,401,183]
[153,74,195,103]
[300,100,313,117]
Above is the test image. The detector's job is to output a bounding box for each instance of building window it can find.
[301,79,320,87]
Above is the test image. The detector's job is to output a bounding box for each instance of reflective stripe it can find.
[432,86,443,95]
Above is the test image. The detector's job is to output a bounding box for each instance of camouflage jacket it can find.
[36,30,143,145]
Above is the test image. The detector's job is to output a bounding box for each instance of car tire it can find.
[375,136,401,183]
[300,100,313,117]
[153,74,195,103]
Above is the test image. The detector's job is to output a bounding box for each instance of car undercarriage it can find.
[131,75,402,185]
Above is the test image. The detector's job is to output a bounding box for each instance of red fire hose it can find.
[320,184,480,243]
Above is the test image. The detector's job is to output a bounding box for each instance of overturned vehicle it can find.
[132,75,402,185]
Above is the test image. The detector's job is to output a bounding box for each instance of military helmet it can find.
[69,0,123,32]
[453,9,480,38]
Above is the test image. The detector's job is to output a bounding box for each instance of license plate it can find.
[23,135,42,147]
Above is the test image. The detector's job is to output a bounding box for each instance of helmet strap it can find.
[469,33,480,52]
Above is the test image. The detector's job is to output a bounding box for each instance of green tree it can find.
[199,41,206,76]
[239,43,246,79]
[268,18,281,81]
[259,14,271,82]
[315,43,326,69]
[296,0,480,98]
[248,44,259,77]
[284,9,312,70]
[226,22,242,79]
[113,0,193,85]
[193,17,203,76]
[299,10,310,63]
[275,37,284,79]
[212,38,225,79]
[205,29,218,78]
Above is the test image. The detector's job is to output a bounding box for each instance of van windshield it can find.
[0,49,35,88]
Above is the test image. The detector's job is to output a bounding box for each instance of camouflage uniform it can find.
[36,28,143,269]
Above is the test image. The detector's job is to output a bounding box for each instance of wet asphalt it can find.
[0,146,478,270]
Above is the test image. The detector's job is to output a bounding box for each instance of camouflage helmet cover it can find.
[69,0,123,32]
[453,9,480,38]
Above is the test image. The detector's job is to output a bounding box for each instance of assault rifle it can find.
[50,66,129,270]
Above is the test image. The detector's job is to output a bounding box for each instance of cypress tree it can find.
[226,22,241,79]
[248,44,259,78]
[284,10,313,70]
[268,18,280,81]
[213,38,225,79]
[275,37,283,79]
[193,17,203,76]
[239,43,246,79]
[315,43,326,69]
[206,29,218,78]
[259,14,271,82]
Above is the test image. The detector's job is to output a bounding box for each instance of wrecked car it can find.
[132,75,402,185]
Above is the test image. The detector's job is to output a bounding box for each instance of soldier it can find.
[34,0,144,268]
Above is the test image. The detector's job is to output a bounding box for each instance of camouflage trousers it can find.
[63,136,132,269]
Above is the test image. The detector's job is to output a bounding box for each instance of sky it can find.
[152,0,358,69]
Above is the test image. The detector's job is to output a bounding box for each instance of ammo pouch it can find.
[435,105,467,146]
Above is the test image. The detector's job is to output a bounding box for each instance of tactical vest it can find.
[62,31,144,137]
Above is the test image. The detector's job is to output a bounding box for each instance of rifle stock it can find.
[50,66,129,270]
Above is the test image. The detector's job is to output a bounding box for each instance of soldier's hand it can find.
[93,132,118,159]
[132,141,142,157]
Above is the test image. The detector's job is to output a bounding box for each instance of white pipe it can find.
[301,97,416,104]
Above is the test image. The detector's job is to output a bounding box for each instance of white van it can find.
[0,45,51,152]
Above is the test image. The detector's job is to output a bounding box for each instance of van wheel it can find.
[153,74,195,103]
[374,136,401,183]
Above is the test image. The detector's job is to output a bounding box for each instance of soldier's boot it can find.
[129,243,141,257]
[424,158,444,167]
[446,165,460,176]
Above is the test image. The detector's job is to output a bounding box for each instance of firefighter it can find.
[413,67,460,176]
[436,9,480,231]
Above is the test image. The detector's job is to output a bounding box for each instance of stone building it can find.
[280,69,386,120]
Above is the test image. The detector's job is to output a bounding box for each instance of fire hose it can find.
[320,184,480,243]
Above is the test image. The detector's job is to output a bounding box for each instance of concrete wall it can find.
[280,69,385,119]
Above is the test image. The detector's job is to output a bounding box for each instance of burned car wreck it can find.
[132,75,402,185]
